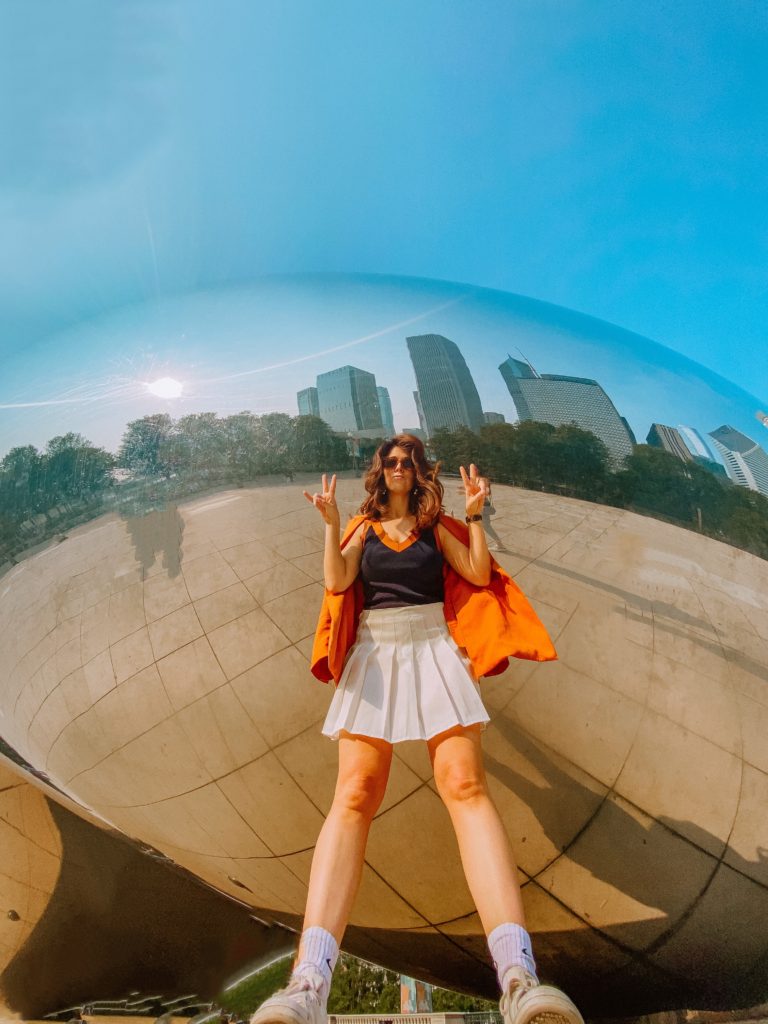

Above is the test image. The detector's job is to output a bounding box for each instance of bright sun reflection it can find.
[146,377,183,399]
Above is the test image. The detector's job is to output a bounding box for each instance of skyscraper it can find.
[413,391,427,436]
[647,423,726,478]
[499,356,634,466]
[678,425,726,477]
[678,425,717,462]
[297,386,320,418]
[406,335,484,437]
[647,424,693,461]
[708,425,768,496]
[316,365,383,434]
[377,386,395,435]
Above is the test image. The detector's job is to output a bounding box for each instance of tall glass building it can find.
[647,423,726,478]
[297,386,320,417]
[709,425,768,496]
[647,423,694,461]
[678,424,716,461]
[413,390,427,436]
[316,365,383,433]
[376,386,395,435]
[499,356,634,466]
[406,334,484,437]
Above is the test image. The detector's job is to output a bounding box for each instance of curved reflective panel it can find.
[0,760,61,1017]
[0,757,292,1018]
[1,275,767,1016]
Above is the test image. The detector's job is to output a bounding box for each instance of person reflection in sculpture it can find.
[251,434,583,1024]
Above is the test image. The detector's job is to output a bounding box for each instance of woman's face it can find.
[382,444,415,496]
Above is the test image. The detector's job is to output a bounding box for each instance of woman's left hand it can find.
[459,463,489,518]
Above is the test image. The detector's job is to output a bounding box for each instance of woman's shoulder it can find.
[342,514,374,544]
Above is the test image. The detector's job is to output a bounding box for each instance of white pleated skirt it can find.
[322,602,490,743]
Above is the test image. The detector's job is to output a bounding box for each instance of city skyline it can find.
[8,371,764,498]
[5,342,766,489]
[0,277,764,476]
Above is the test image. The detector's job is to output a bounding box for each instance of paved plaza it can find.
[1,477,767,1016]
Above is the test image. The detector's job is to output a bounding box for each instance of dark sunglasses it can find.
[382,456,415,470]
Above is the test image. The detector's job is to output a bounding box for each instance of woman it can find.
[251,435,583,1024]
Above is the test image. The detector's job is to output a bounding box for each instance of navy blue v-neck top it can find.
[361,523,445,609]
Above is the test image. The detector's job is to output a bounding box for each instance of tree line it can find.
[431,421,768,560]
[116,411,351,480]
[2,412,767,565]
[0,432,115,562]
[0,413,353,562]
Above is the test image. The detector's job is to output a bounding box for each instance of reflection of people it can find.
[481,480,505,552]
[122,503,183,579]
[250,434,582,1024]
[455,478,504,551]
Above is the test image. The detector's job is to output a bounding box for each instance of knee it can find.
[333,769,388,820]
[434,765,487,806]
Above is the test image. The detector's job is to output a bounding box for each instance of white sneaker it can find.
[249,969,327,1024]
[499,965,584,1024]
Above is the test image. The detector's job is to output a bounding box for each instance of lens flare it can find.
[146,377,183,398]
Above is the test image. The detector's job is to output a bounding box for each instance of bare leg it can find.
[428,724,526,934]
[299,731,393,955]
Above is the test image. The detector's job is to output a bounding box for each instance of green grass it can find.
[218,956,293,1015]
[218,952,497,1016]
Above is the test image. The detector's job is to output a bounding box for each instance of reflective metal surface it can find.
[1,276,767,1015]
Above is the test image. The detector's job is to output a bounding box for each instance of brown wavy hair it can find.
[359,434,444,528]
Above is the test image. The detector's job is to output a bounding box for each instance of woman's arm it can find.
[436,463,491,586]
[322,519,364,592]
[437,520,491,586]
[303,473,365,592]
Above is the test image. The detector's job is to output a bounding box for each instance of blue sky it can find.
[1,0,766,451]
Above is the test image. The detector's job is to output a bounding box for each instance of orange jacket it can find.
[310,514,557,684]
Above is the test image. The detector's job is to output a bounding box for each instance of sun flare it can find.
[146,377,183,399]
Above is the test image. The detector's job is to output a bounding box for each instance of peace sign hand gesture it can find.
[303,473,340,527]
[459,463,489,518]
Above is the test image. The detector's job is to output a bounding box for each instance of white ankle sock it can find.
[488,922,539,990]
[294,926,339,1001]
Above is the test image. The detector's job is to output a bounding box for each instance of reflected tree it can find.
[0,445,45,517]
[118,414,174,477]
[291,415,349,472]
[430,425,480,475]
[0,435,114,562]
[256,412,294,475]
[222,412,262,479]
[41,433,114,501]
[170,412,229,477]
[546,423,609,496]
[430,424,768,560]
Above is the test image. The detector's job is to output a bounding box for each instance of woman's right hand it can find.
[303,473,340,527]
